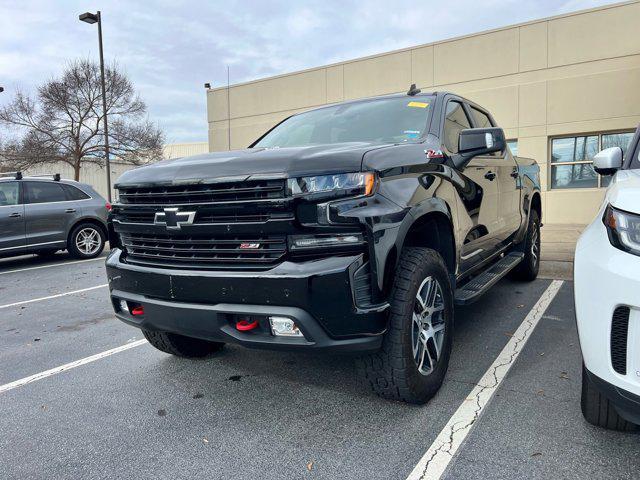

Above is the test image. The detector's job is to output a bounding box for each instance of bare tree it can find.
[0,59,164,180]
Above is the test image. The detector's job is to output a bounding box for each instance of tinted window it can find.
[62,184,90,200]
[24,182,67,204]
[470,107,494,128]
[0,182,19,206]
[443,101,472,153]
[254,96,434,148]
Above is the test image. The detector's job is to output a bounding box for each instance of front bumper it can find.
[106,249,388,352]
[575,217,640,399]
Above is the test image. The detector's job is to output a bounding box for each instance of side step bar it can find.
[454,252,524,305]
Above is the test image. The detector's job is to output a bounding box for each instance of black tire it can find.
[510,209,540,281]
[37,249,59,258]
[67,222,105,259]
[357,247,454,404]
[581,364,637,431]
[142,329,224,358]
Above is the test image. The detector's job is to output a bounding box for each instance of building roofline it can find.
[208,0,638,93]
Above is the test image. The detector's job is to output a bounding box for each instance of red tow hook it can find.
[236,319,259,331]
[131,306,145,316]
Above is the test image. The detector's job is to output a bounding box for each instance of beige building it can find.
[206,0,640,225]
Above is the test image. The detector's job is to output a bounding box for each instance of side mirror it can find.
[593,147,623,176]
[458,127,506,161]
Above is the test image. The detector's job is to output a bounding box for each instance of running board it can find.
[454,252,524,305]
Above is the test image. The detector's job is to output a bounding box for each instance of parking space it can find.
[0,257,637,479]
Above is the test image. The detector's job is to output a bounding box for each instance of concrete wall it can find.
[163,142,208,159]
[206,1,640,225]
[1,142,209,200]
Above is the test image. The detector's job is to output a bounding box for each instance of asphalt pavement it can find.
[0,252,637,479]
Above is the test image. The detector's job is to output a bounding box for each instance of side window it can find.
[0,182,20,206]
[62,184,91,200]
[470,107,494,128]
[443,101,472,153]
[24,182,67,204]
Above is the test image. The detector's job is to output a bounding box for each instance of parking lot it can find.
[0,253,637,479]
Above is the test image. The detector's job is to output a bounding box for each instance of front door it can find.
[466,105,521,247]
[441,99,501,271]
[0,181,26,255]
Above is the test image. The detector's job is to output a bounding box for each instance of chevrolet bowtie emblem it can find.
[154,207,196,230]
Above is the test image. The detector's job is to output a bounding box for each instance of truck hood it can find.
[607,169,640,213]
[115,142,390,187]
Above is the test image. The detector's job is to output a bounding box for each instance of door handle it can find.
[484,171,496,181]
[9,212,21,218]
[510,170,519,178]
[65,208,77,213]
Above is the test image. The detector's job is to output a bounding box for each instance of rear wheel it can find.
[581,364,637,431]
[142,330,224,358]
[510,209,540,281]
[67,223,105,259]
[357,247,454,404]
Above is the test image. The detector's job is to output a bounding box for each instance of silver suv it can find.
[0,172,109,259]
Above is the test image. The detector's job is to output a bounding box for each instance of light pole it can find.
[79,11,112,202]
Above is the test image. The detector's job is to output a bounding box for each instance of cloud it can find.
[0,0,618,143]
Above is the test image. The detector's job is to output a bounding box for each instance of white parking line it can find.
[0,284,108,310]
[0,256,105,276]
[0,340,148,395]
[406,280,564,480]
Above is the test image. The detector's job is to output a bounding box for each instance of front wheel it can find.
[581,364,637,431]
[357,247,454,404]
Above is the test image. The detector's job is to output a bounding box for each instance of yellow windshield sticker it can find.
[407,101,429,108]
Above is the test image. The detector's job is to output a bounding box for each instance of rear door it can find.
[24,181,75,249]
[468,105,521,245]
[441,99,501,270]
[0,181,25,254]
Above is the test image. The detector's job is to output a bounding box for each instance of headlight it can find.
[288,172,376,198]
[289,233,364,250]
[604,205,640,256]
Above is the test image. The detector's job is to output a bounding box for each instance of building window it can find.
[507,139,518,156]
[550,131,634,189]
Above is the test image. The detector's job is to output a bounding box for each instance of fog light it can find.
[269,316,303,337]
[119,299,129,313]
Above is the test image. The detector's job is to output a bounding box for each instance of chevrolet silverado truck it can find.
[106,88,541,404]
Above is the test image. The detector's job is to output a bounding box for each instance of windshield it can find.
[254,96,434,148]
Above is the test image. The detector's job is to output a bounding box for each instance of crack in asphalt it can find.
[417,282,562,479]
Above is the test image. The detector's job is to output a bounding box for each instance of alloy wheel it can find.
[411,276,446,376]
[531,223,540,266]
[75,227,101,255]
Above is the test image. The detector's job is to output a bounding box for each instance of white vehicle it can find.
[575,127,640,431]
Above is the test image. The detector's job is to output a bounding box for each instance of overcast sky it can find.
[0,0,617,144]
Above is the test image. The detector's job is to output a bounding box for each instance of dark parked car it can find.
[107,88,541,403]
[0,173,109,259]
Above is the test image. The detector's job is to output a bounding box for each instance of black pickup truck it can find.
[106,88,541,404]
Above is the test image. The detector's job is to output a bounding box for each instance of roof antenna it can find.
[407,83,421,96]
